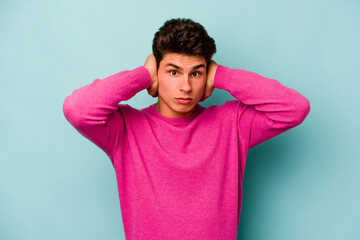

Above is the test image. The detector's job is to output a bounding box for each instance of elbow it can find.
[293,96,311,126]
[62,96,73,122]
[62,95,80,125]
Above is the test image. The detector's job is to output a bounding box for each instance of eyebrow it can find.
[165,63,206,71]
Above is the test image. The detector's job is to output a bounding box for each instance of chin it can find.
[175,103,196,112]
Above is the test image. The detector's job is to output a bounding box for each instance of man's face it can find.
[156,53,207,118]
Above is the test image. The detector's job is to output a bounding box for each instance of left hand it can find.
[144,53,159,98]
[200,60,218,102]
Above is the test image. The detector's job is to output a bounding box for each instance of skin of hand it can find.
[200,60,218,102]
[144,53,159,97]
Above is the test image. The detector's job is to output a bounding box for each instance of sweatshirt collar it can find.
[149,103,203,125]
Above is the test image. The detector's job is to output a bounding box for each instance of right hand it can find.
[144,53,159,98]
[200,60,218,102]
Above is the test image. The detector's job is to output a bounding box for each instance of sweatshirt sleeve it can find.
[214,65,310,150]
[62,66,151,162]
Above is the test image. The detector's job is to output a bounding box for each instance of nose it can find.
[180,75,191,92]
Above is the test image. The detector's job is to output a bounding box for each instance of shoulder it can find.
[204,100,240,112]
[200,100,240,119]
[116,103,145,118]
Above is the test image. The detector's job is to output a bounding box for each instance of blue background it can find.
[1,0,359,239]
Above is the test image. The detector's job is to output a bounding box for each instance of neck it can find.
[155,101,197,118]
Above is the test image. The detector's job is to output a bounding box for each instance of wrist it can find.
[209,61,218,87]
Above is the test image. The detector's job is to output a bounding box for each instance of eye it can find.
[192,72,200,77]
[170,70,177,76]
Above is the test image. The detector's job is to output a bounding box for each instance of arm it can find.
[62,66,151,162]
[212,63,310,149]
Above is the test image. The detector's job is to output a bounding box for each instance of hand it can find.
[144,53,159,98]
[200,60,218,102]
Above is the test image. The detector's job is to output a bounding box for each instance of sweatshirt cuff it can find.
[132,66,152,90]
[214,65,229,91]
[214,65,238,91]
[214,64,247,91]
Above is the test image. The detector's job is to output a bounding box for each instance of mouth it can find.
[176,97,192,105]
[176,97,192,100]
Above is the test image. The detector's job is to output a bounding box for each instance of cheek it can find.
[195,78,207,90]
[157,74,172,94]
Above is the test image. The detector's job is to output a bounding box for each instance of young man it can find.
[63,18,310,239]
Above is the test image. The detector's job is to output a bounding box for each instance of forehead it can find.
[161,53,206,68]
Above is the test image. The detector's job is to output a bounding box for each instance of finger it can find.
[200,90,207,102]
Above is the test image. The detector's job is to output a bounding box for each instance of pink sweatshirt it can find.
[63,65,310,239]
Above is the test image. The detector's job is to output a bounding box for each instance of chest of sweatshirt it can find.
[111,102,249,172]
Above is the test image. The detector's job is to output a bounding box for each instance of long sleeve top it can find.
[62,65,310,240]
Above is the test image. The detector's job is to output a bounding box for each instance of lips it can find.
[176,98,192,105]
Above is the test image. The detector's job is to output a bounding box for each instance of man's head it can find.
[152,18,216,71]
[152,18,217,118]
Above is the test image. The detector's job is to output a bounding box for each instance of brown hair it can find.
[152,18,217,70]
